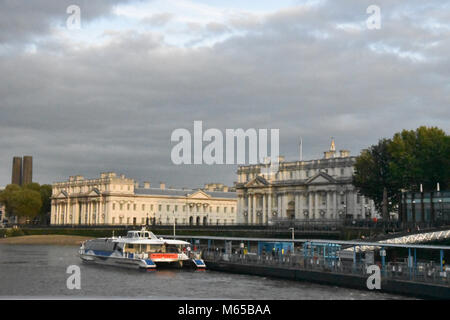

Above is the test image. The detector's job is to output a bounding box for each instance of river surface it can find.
[0,244,410,299]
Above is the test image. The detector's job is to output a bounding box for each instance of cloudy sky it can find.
[0,0,449,188]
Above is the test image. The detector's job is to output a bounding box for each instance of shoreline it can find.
[0,235,93,246]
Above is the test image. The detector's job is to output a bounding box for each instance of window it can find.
[158,204,161,211]
[112,217,115,224]
[183,205,186,212]
[340,168,345,175]
[127,204,130,210]
[166,205,170,211]
[174,205,178,212]
[151,204,154,211]
[113,203,116,210]
[142,204,145,211]
[120,203,123,210]
[224,207,227,213]
[231,207,234,213]
[133,204,136,211]
[216,206,219,213]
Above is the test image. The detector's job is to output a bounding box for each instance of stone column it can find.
[333,191,337,219]
[277,194,281,217]
[294,193,299,219]
[326,191,331,219]
[267,193,272,223]
[252,194,256,225]
[299,193,304,220]
[247,195,251,224]
[262,194,266,225]
[308,192,312,219]
[314,192,319,219]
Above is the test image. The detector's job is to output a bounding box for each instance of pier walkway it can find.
[164,235,450,299]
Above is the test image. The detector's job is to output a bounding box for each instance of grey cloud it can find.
[0,0,133,44]
[140,12,174,27]
[0,0,449,188]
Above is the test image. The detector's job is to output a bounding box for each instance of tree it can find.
[39,184,52,221]
[353,126,450,220]
[353,139,398,219]
[0,183,45,224]
[10,188,42,224]
[389,126,450,192]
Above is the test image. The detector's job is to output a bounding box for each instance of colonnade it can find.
[238,190,374,224]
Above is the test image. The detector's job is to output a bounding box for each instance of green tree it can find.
[0,184,22,218]
[389,126,450,192]
[0,184,44,224]
[10,188,42,223]
[353,139,398,219]
[39,184,52,218]
[353,126,450,220]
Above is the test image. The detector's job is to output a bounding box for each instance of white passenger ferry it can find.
[79,228,206,270]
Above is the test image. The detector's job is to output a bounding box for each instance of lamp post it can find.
[289,227,295,241]
[172,210,176,237]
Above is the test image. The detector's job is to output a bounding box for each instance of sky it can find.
[0,0,449,189]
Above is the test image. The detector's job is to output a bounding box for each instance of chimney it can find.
[134,182,139,189]
[160,182,165,190]
[339,150,350,158]
[143,181,150,189]
[223,186,229,192]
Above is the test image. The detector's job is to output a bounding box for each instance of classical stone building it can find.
[235,140,378,225]
[0,201,5,224]
[51,172,237,226]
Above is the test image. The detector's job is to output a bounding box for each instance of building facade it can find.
[235,141,378,225]
[51,172,237,226]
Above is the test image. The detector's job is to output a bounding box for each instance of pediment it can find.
[87,188,101,196]
[188,190,211,199]
[306,172,336,185]
[54,190,68,199]
[245,176,269,188]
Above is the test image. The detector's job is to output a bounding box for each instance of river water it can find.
[0,244,409,299]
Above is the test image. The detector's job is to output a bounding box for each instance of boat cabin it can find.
[126,230,158,240]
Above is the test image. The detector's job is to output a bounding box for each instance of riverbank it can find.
[0,235,93,246]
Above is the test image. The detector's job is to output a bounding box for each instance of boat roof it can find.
[112,238,190,245]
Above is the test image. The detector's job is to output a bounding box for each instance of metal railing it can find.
[202,251,450,287]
